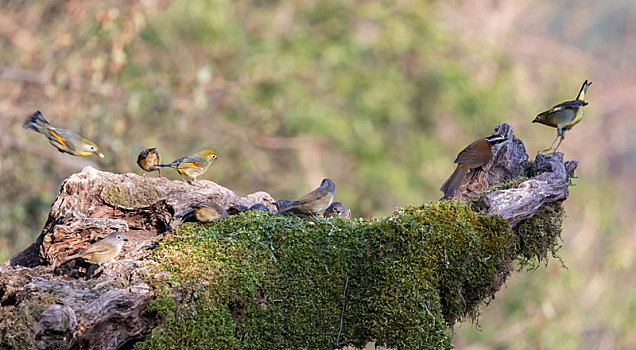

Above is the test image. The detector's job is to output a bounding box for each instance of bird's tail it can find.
[63,253,80,262]
[23,111,51,133]
[155,162,178,168]
[576,80,592,101]
[440,164,469,199]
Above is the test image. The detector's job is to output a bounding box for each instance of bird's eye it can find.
[117,235,121,239]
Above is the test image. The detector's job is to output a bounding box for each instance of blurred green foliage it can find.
[0,0,515,261]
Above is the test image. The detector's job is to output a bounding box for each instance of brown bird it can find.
[323,202,351,219]
[281,178,336,217]
[440,135,507,199]
[137,148,161,177]
[63,232,128,265]
[192,201,228,222]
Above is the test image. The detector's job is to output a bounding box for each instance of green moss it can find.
[513,202,564,268]
[101,181,161,208]
[134,200,564,350]
[0,293,57,349]
[486,176,529,192]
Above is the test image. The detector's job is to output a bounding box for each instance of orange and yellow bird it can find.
[155,150,219,183]
[23,111,104,158]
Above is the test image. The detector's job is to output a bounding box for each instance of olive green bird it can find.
[533,80,591,153]
[63,232,128,265]
[155,150,219,183]
[192,201,228,222]
[23,111,104,158]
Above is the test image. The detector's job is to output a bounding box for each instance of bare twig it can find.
[336,275,350,346]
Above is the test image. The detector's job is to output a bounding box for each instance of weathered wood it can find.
[6,167,275,268]
[485,152,577,226]
[452,123,577,226]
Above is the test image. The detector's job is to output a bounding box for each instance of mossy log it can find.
[0,124,576,349]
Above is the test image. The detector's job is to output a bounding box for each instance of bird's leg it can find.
[553,136,565,152]
[158,169,161,176]
[540,134,561,153]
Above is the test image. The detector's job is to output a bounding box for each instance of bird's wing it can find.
[175,155,207,169]
[294,189,328,205]
[80,243,115,256]
[47,129,68,148]
[548,100,587,113]
[454,140,492,165]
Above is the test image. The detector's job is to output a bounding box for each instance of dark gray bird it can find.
[248,203,270,212]
[281,178,335,217]
[323,202,351,219]
[274,200,295,213]
[227,205,249,215]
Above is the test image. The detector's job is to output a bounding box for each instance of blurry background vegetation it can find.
[0,0,634,348]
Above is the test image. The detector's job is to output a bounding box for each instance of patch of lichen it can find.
[0,292,57,349]
[135,198,564,350]
[101,180,161,208]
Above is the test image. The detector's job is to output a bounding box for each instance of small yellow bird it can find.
[155,150,219,183]
[533,80,591,153]
[137,148,161,177]
[23,111,104,158]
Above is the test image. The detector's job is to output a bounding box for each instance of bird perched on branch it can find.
[156,150,219,183]
[440,135,507,199]
[280,178,336,217]
[137,148,161,177]
[63,232,128,265]
[533,80,591,153]
[323,202,351,219]
[23,111,104,158]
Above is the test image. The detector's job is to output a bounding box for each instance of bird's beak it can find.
[123,238,129,241]
[96,151,104,158]
[532,119,537,123]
